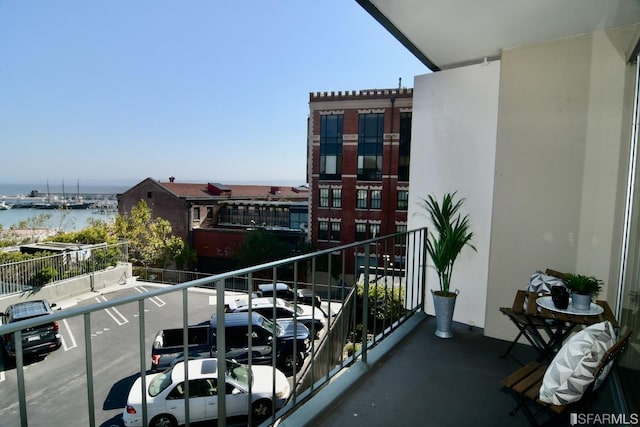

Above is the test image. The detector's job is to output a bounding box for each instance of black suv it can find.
[210,312,311,372]
[1,300,62,359]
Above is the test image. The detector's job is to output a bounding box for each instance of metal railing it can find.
[0,242,128,296]
[132,266,213,285]
[0,228,427,427]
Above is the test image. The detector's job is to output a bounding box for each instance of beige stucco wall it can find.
[485,26,639,340]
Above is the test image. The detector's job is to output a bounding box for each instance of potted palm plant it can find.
[564,273,603,311]
[419,192,476,338]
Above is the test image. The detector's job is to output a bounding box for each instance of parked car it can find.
[150,312,311,373]
[122,358,290,427]
[150,324,213,372]
[210,312,311,373]
[226,297,326,339]
[258,283,323,309]
[1,299,61,359]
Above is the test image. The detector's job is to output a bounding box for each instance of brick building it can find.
[308,88,413,281]
[118,177,308,272]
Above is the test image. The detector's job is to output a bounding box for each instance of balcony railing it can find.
[0,241,129,296]
[0,228,427,427]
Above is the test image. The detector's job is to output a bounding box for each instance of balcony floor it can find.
[289,313,544,427]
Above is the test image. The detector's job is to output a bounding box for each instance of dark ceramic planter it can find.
[551,286,569,309]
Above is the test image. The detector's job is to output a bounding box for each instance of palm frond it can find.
[419,192,476,293]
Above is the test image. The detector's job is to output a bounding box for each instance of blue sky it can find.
[0,1,428,187]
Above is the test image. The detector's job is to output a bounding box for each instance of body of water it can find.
[0,207,117,232]
[0,181,127,232]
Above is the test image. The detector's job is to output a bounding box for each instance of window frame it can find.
[356,189,368,209]
[331,188,342,208]
[330,221,341,241]
[370,190,382,210]
[318,220,329,241]
[319,188,329,208]
[397,190,409,210]
[319,114,343,180]
[357,112,384,181]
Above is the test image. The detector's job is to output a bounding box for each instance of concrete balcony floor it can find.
[284,313,555,427]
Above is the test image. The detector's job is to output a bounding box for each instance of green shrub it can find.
[36,266,58,286]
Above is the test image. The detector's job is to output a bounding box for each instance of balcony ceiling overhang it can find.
[357,0,640,71]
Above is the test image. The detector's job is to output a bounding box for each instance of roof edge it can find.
[355,0,440,72]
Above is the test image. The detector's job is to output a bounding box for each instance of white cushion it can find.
[539,321,615,405]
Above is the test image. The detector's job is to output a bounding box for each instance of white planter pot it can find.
[572,292,592,311]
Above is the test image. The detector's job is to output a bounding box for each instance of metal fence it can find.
[132,267,213,286]
[0,242,129,296]
[0,228,427,427]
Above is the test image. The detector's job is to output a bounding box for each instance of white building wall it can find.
[407,61,501,328]
[485,27,635,340]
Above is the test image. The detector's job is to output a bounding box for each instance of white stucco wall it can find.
[407,61,501,328]
[484,27,636,340]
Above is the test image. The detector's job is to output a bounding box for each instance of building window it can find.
[320,114,343,180]
[397,190,409,210]
[319,221,329,240]
[395,224,407,244]
[330,221,341,241]
[290,210,307,230]
[319,188,329,207]
[356,189,367,209]
[358,113,384,181]
[207,207,213,219]
[147,191,152,199]
[193,207,201,221]
[370,190,381,209]
[355,223,367,241]
[332,188,342,208]
[398,112,412,182]
[370,224,381,239]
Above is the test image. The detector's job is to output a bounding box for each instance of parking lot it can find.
[0,283,244,427]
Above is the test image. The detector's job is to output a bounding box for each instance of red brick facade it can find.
[118,178,308,272]
[308,88,412,276]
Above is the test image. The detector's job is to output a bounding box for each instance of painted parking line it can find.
[60,318,77,351]
[95,296,129,326]
[134,286,166,307]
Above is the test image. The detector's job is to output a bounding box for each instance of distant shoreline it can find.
[0,182,131,196]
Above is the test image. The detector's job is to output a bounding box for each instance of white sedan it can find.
[122,358,290,427]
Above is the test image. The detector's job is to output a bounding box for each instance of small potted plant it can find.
[564,273,603,311]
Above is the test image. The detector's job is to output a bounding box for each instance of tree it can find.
[49,218,117,245]
[235,228,291,268]
[114,200,192,268]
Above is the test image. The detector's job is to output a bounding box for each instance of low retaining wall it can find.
[0,262,132,311]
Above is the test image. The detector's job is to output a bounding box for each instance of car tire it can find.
[149,414,177,427]
[278,351,303,372]
[252,399,272,421]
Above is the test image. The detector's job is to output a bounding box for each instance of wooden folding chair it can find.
[499,290,555,363]
[500,329,632,426]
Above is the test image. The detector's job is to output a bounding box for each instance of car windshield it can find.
[149,370,173,397]
[260,316,282,335]
[226,360,250,387]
